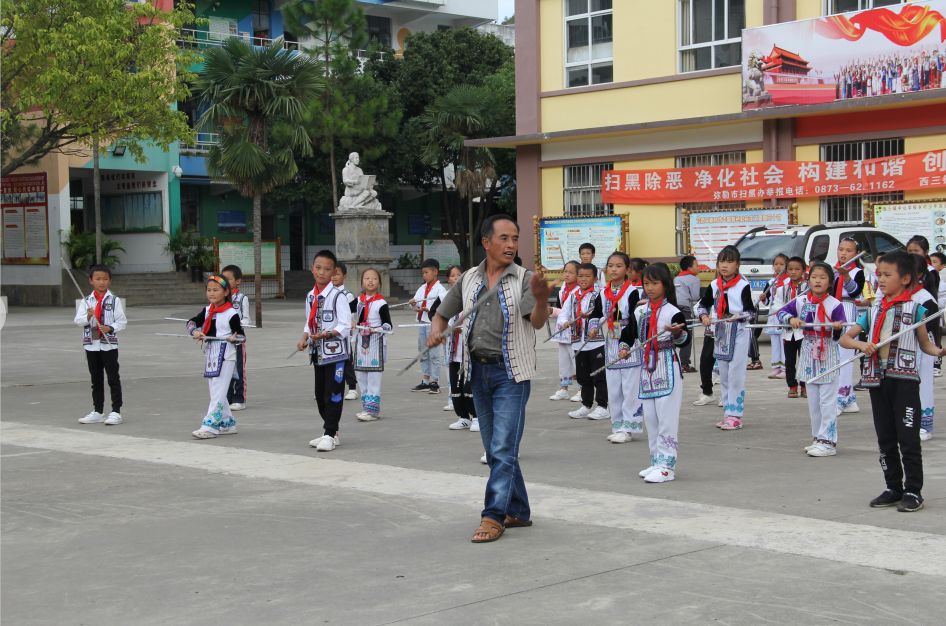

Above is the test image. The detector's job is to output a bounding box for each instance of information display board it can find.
[535,215,627,271]
[1,173,50,265]
[421,239,462,269]
[215,239,280,276]
[684,206,794,269]
[870,200,946,254]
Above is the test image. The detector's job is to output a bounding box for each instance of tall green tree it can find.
[196,37,322,326]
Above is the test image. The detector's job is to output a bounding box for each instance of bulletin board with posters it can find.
[682,205,797,270]
[866,199,946,255]
[533,214,628,274]
[214,238,284,298]
[1,172,50,265]
[421,239,462,269]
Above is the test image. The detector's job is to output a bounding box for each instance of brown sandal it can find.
[471,517,505,543]
[503,516,533,528]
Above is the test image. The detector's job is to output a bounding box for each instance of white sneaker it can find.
[807,442,837,457]
[192,429,217,439]
[717,398,724,407]
[692,394,715,406]
[311,435,339,451]
[568,406,592,419]
[449,418,472,430]
[357,412,379,422]
[218,424,238,435]
[935,368,943,378]
[345,389,358,401]
[644,467,675,483]
[569,393,582,402]
[638,465,654,478]
[842,402,860,414]
[804,440,818,452]
[480,452,487,464]
[549,389,570,401]
[79,411,105,424]
[609,432,632,444]
[229,403,246,411]
[470,418,480,432]
[442,402,453,411]
[920,428,932,441]
[587,406,610,420]
[104,412,123,425]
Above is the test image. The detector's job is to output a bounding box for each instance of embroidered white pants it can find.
[919,349,935,432]
[769,332,784,368]
[836,345,857,410]
[719,328,750,418]
[557,343,576,388]
[642,364,682,470]
[607,366,642,434]
[200,360,236,434]
[806,380,839,443]
[356,370,383,416]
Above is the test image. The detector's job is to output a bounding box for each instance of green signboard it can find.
[215,240,279,276]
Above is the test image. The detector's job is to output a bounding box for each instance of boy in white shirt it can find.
[410,258,447,393]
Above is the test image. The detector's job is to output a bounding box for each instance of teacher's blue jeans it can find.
[471,361,530,523]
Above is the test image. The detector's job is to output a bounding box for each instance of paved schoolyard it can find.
[3,301,945,625]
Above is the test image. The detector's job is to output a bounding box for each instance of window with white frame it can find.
[564,0,613,88]
[823,0,904,15]
[678,0,745,73]
[819,138,904,224]
[564,163,613,217]
[675,151,746,254]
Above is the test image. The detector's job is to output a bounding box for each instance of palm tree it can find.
[420,85,497,267]
[195,37,322,326]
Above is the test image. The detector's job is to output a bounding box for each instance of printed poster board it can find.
[683,206,796,270]
[421,239,462,269]
[215,239,280,276]
[534,215,628,271]
[1,172,50,265]
[869,199,946,254]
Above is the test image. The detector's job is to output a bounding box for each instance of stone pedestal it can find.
[331,208,394,297]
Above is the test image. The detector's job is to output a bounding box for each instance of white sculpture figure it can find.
[339,152,381,211]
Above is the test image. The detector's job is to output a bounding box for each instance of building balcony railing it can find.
[178,29,388,67]
[180,131,219,155]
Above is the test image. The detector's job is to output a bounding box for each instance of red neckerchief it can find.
[92,291,106,336]
[871,290,914,345]
[359,292,383,325]
[807,292,831,356]
[573,288,589,337]
[307,283,328,335]
[676,270,696,277]
[788,280,802,300]
[231,287,240,296]
[629,280,642,287]
[560,281,578,304]
[202,301,234,335]
[834,261,857,299]
[604,281,631,332]
[643,298,664,369]
[715,275,742,319]
[418,281,436,321]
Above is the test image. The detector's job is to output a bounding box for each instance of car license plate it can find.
[749,279,769,291]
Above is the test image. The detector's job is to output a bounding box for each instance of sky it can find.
[498,0,514,22]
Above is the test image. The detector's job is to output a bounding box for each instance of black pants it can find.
[700,336,715,396]
[575,347,608,408]
[869,378,923,496]
[226,343,246,404]
[313,360,346,437]
[748,328,761,362]
[344,353,357,390]
[783,337,806,389]
[87,350,122,413]
[449,361,477,421]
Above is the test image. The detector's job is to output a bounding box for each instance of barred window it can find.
[824,0,904,15]
[675,151,746,254]
[564,163,614,217]
[565,0,613,88]
[819,138,904,224]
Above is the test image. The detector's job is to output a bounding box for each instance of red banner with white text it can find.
[601,150,946,205]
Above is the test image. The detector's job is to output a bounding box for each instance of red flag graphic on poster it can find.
[601,150,946,205]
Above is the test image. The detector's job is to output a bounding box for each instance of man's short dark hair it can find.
[679,255,696,271]
[336,261,348,275]
[313,250,337,267]
[578,243,595,255]
[221,264,242,279]
[88,264,112,278]
[421,258,440,270]
[480,214,519,240]
[577,262,597,278]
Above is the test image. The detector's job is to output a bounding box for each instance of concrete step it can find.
[109,272,207,307]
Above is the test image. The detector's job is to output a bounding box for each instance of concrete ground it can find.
[3,301,946,625]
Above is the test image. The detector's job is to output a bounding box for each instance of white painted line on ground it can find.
[3,420,945,577]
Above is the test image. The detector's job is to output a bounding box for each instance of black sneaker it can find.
[897,492,924,512]
[869,489,903,508]
[411,382,431,392]
[428,382,441,394]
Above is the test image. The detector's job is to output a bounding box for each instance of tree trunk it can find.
[440,168,466,266]
[329,139,338,209]
[93,138,102,265]
[253,192,263,328]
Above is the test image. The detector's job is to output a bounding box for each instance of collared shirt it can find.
[438,261,535,358]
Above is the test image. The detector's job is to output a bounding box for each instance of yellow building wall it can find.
[612,157,676,258]
[542,167,565,217]
[795,0,822,20]
[793,144,821,224]
[539,0,564,92]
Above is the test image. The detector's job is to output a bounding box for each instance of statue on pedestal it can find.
[338,152,382,212]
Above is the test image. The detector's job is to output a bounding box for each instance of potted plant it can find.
[61,227,125,271]
[163,229,193,272]
[186,235,214,282]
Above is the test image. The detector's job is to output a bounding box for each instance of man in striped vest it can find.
[430,215,551,543]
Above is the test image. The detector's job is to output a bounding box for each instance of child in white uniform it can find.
[619,264,689,482]
[221,264,251,411]
[559,263,609,419]
[760,253,789,378]
[410,258,447,393]
[777,257,809,398]
[549,261,580,401]
[777,262,847,457]
[906,237,941,441]
[353,268,392,422]
[832,237,866,415]
[187,274,245,439]
[696,245,755,430]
